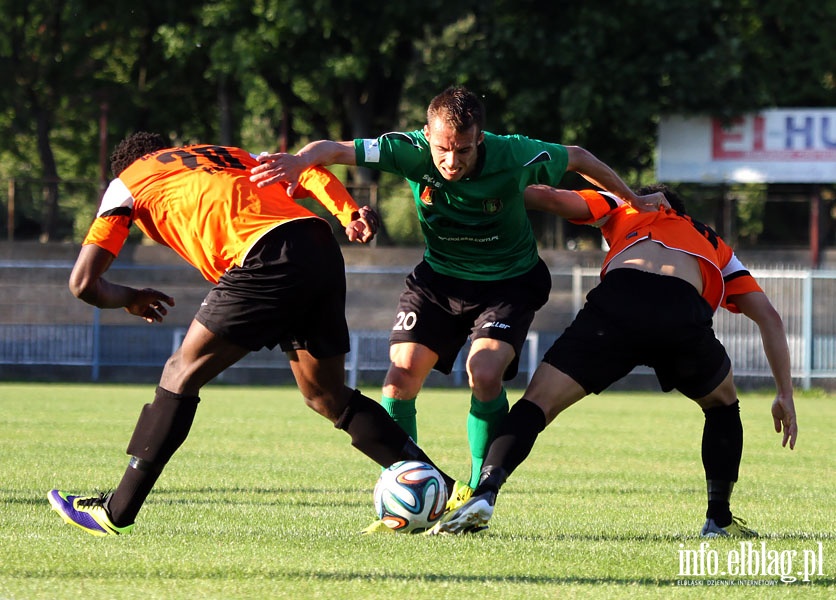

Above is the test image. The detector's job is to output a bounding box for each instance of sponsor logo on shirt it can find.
[422,173,444,189]
[436,235,500,243]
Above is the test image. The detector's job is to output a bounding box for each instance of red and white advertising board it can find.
[658,109,836,183]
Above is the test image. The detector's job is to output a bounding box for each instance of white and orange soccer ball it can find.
[373,460,448,533]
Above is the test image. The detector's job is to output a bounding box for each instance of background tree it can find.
[0,0,219,240]
[1,0,834,244]
[1,0,106,240]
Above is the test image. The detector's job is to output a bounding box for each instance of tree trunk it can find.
[35,107,59,242]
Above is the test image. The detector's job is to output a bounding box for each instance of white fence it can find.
[1,266,835,389]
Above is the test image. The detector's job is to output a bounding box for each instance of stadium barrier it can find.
[1,265,835,389]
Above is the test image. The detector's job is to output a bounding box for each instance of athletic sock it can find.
[107,459,162,528]
[381,395,417,443]
[701,400,743,526]
[467,389,509,488]
[475,398,546,494]
[335,389,454,491]
[107,387,200,527]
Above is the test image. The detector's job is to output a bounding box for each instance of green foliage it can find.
[733,184,768,244]
[1,1,835,243]
[377,173,422,245]
[0,383,833,598]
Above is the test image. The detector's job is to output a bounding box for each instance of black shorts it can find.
[542,269,730,399]
[195,218,350,357]
[390,259,551,378]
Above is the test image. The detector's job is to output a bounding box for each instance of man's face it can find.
[424,117,484,181]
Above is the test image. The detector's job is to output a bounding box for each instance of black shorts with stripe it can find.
[195,218,349,357]
[390,258,552,378]
[542,268,730,399]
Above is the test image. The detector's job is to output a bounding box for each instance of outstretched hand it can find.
[250,152,306,195]
[346,205,381,244]
[125,288,175,323]
[771,393,798,449]
[632,191,670,213]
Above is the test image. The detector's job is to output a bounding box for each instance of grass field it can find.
[0,382,833,599]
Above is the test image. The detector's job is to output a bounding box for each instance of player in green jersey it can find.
[251,86,662,532]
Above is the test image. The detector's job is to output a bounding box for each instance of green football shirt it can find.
[355,130,569,280]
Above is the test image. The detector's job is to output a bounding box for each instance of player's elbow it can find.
[751,302,786,336]
[68,270,97,303]
[763,306,786,332]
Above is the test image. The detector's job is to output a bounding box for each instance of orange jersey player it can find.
[566,187,764,313]
[48,132,453,538]
[434,183,797,539]
[85,144,368,284]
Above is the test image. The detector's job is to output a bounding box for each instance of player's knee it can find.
[693,385,738,410]
[467,345,509,386]
[160,352,190,389]
[467,363,503,396]
[301,386,349,423]
[383,368,423,398]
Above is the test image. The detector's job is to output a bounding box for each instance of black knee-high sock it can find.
[334,390,455,492]
[477,399,547,494]
[701,400,743,526]
[107,387,200,527]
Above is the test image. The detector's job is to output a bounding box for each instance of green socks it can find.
[381,396,417,442]
[381,391,509,489]
[467,389,509,488]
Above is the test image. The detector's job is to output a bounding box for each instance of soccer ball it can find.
[373,460,448,533]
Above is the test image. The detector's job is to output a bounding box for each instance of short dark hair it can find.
[636,183,687,214]
[110,132,170,177]
[426,86,485,133]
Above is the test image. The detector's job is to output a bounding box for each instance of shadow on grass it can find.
[152,486,370,508]
[483,530,836,542]
[10,487,835,542]
[37,568,827,588]
[1,486,371,509]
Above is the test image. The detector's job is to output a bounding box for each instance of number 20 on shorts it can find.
[394,311,417,330]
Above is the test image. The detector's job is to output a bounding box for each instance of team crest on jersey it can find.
[420,186,434,206]
[483,198,503,214]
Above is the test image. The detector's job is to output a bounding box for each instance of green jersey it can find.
[354,130,569,280]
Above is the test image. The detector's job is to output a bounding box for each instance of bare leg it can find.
[380,342,437,442]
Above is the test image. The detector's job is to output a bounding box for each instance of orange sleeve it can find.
[722,274,764,313]
[569,190,621,225]
[81,215,130,257]
[716,238,764,313]
[294,166,360,227]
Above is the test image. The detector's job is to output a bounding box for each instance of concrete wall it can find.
[3,239,833,331]
[2,240,834,387]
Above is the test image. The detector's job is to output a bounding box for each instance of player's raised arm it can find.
[293,166,380,244]
[69,244,174,323]
[250,140,356,194]
[565,145,638,205]
[524,185,593,220]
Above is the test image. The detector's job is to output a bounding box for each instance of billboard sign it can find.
[657,109,836,183]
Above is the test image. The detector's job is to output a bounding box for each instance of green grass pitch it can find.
[0,382,833,599]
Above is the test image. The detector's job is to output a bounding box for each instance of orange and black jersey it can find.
[83,145,360,283]
[571,190,762,313]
